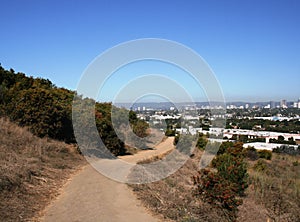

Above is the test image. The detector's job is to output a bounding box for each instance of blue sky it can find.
[0,0,299,102]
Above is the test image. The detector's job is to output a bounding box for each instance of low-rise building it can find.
[243,142,298,151]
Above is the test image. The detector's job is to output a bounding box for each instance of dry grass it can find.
[247,153,300,222]
[136,149,173,164]
[130,147,300,222]
[2,116,298,221]
[130,149,230,222]
[0,118,84,221]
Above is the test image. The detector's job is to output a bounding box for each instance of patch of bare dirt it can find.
[41,165,160,222]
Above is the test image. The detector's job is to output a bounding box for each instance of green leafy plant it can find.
[257,150,272,160]
[193,142,248,221]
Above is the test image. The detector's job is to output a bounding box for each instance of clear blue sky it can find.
[0,0,299,102]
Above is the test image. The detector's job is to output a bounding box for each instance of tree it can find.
[0,66,142,155]
[278,135,285,142]
[196,133,207,150]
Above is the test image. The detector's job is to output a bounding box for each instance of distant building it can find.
[292,99,300,108]
[227,104,237,109]
[243,142,299,151]
[297,98,300,108]
[270,101,276,109]
[175,128,188,134]
[224,128,300,143]
[281,99,287,108]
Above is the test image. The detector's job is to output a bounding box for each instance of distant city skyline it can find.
[116,99,300,110]
[0,0,299,102]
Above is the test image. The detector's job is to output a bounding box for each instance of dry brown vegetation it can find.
[131,145,300,222]
[0,118,84,221]
[247,154,300,221]
[1,115,299,221]
[130,149,229,222]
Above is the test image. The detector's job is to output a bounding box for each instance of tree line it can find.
[0,65,147,155]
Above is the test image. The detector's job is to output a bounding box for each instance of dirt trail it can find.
[119,137,175,163]
[41,137,175,222]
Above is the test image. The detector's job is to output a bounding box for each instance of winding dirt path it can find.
[119,136,175,163]
[41,137,175,222]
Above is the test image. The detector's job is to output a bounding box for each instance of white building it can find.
[293,101,300,108]
[189,127,202,135]
[243,142,298,151]
[175,128,188,134]
[224,129,300,144]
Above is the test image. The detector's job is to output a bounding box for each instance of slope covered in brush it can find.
[0,65,147,155]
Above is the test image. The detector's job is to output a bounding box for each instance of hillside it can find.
[131,142,300,221]
[1,65,299,221]
[0,65,150,221]
[0,65,149,156]
[0,118,84,221]
[0,65,124,155]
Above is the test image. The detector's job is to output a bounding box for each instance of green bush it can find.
[193,169,241,212]
[0,65,148,156]
[165,128,175,137]
[193,142,248,220]
[244,146,259,161]
[292,161,299,166]
[217,141,234,155]
[196,134,207,150]
[257,150,272,160]
[253,159,267,172]
[212,153,248,196]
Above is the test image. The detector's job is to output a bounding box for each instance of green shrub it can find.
[257,150,272,160]
[193,142,248,220]
[0,65,149,156]
[244,146,258,161]
[217,141,234,155]
[212,153,248,196]
[196,134,207,150]
[253,159,267,172]
[292,161,299,166]
[193,169,242,219]
[165,128,175,136]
